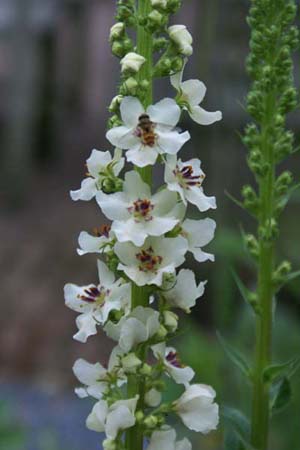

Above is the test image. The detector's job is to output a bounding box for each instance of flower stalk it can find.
[65,0,222,449]
[240,1,299,449]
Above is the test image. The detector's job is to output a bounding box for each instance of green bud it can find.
[272,261,292,288]
[275,171,293,196]
[153,37,168,51]
[135,410,144,424]
[111,41,126,58]
[155,324,168,340]
[140,363,152,376]
[140,79,150,91]
[109,22,125,41]
[148,10,164,28]
[121,77,139,95]
[103,439,117,450]
[163,310,178,332]
[244,234,259,259]
[109,95,123,113]
[122,353,142,373]
[144,415,158,429]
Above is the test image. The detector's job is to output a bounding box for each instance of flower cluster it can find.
[65,1,222,449]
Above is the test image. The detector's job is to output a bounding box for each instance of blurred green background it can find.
[0,0,299,449]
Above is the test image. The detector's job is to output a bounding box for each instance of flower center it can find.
[174,164,205,189]
[135,114,157,147]
[93,224,111,238]
[78,285,110,306]
[166,350,184,368]
[136,246,163,273]
[128,198,154,222]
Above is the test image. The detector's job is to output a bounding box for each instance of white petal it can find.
[158,130,190,155]
[74,312,97,343]
[106,125,138,149]
[70,178,97,201]
[105,405,135,439]
[120,96,144,127]
[119,317,148,351]
[86,149,112,178]
[74,387,88,399]
[181,79,206,106]
[147,428,176,450]
[185,187,216,211]
[86,400,107,432]
[164,269,205,311]
[64,283,91,313]
[167,363,195,386]
[190,105,222,125]
[77,231,107,256]
[73,358,106,385]
[96,191,129,221]
[191,248,215,263]
[126,144,158,167]
[87,382,108,400]
[170,68,184,90]
[114,241,138,267]
[112,220,148,246]
[147,98,181,127]
[123,170,151,199]
[145,388,162,407]
[145,217,179,237]
[151,189,178,215]
[97,260,115,287]
[176,438,192,450]
[183,218,216,247]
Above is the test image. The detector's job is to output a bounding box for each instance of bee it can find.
[137,113,157,147]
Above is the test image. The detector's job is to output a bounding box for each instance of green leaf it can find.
[270,377,292,413]
[263,356,300,383]
[231,269,260,314]
[217,331,252,379]
[285,269,300,284]
[222,406,254,450]
[224,428,245,450]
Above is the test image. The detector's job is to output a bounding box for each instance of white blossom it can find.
[77,225,114,256]
[96,171,182,246]
[151,0,167,7]
[106,96,190,167]
[171,65,222,125]
[181,218,216,262]
[114,236,188,286]
[174,384,219,433]
[105,306,160,352]
[163,268,205,312]
[147,427,191,450]
[121,52,146,73]
[152,343,194,386]
[64,260,131,343]
[165,155,216,212]
[168,25,193,56]
[70,149,124,201]
[86,396,139,439]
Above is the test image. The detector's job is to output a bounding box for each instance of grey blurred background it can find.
[0,1,299,449]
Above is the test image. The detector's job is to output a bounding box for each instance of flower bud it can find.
[109,22,125,41]
[168,25,193,56]
[111,41,126,58]
[145,388,162,407]
[163,310,178,332]
[135,410,144,424]
[103,439,117,450]
[155,324,168,340]
[122,77,139,95]
[120,52,146,74]
[140,363,152,376]
[144,415,158,429]
[109,95,123,113]
[122,353,142,373]
[148,10,165,30]
[151,0,167,8]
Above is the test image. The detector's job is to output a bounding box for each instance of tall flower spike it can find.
[65,0,222,448]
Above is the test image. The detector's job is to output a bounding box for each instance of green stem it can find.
[126,2,153,449]
[250,94,276,450]
[136,0,153,186]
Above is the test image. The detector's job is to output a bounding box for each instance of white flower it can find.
[171,65,222,125]
[105,306,160,352]
[168,25,193,56]
[147,427,191,450]
[145,388,162,407]
[86,396,139,439]
[64,260,131,343]
[114,236,188,286]
[165,155,216,212]
[152,343,194,386]
[163,269,205,312]
[181,218,216,262]
[96,171,182,246]
[106,97,190,168]
[70,148,124,201]
[77,225,114,256]
[121,52,146,73]
[174,384,219,433]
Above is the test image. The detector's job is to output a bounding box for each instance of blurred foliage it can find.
[0,402,24,449]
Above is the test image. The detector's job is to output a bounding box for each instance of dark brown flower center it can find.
[128,199,154,221]
[93,224,111,238]
[136,246,163,272]
[78,285,110,306]
[174,164,205,189]
[166,350,184,368]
